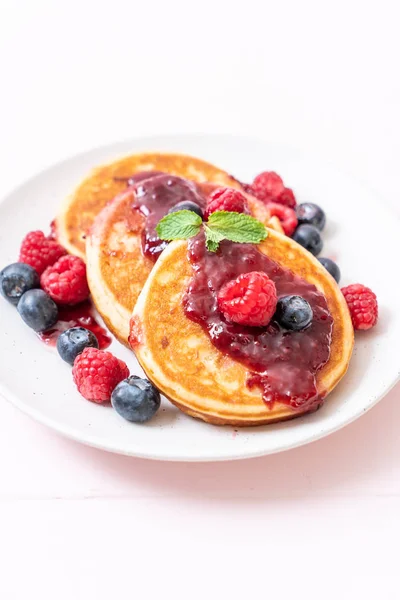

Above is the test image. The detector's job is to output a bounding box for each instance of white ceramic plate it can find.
[0,134,399,461]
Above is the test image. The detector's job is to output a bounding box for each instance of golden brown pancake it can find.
[130,230,354,426]
[56,152,245,259]
[86,182,281,346]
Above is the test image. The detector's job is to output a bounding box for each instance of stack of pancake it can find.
[56,152,353,426]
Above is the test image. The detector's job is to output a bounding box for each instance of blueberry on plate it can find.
[275,295,313,331]
[57,327,99,365]
[17,289,58,332]
[318,257,341,283]
[168,201,203,219]
[296,203,326,231]
[0,262,40,305]
[111,376,161,423]
[292,224,323,256]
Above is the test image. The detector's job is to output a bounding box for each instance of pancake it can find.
[130,230,354,426]
[56,152,244,259]
[86,181,282,346]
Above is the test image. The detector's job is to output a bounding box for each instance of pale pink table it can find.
[0,383,399,598]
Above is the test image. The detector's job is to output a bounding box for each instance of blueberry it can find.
[293,224,323,256]
[168,201,203,219]
[318,258,341,283]
[17,289,58,332]
[296,203,326,231]
[57,327,99,365]
[111,376,161,423]
[275,295,313,331]
[0,262,40,305]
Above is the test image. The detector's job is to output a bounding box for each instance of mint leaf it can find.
[204,225,224,252]
[156,208,268,253]
[207,211,268,244]
[156,210,202,241]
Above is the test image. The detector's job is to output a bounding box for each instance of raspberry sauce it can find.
[183,234,333,411]
[49,219,57,240]
[126,173,207,261]
[39,301,112,349]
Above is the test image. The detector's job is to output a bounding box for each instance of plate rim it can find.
[0,132,399,462]
[1,374,399,462]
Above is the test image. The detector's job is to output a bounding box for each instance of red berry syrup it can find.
[48,219,57,240]
[183,233,333,411]
[125,173,207,262]
[39,301,112,349]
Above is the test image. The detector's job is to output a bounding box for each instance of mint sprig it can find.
[156,210,267,252]
[207,211,267,244]
[203,225,224,252]
[155,210,202,240]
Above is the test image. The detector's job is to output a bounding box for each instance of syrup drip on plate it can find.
[39,301,111,350]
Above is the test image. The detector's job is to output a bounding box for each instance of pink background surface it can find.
[1,1,400,598]
[0,384,399,598]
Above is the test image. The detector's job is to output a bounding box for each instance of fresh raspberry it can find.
[341,284,378,331]
[251,172,285,203]
[275,187,297,209]
[267,202,298,236]
[204,188,249,220]
[19,230,66,275]
[72,348,130,403]
[40,255,90,305]
[218,271,277,327]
